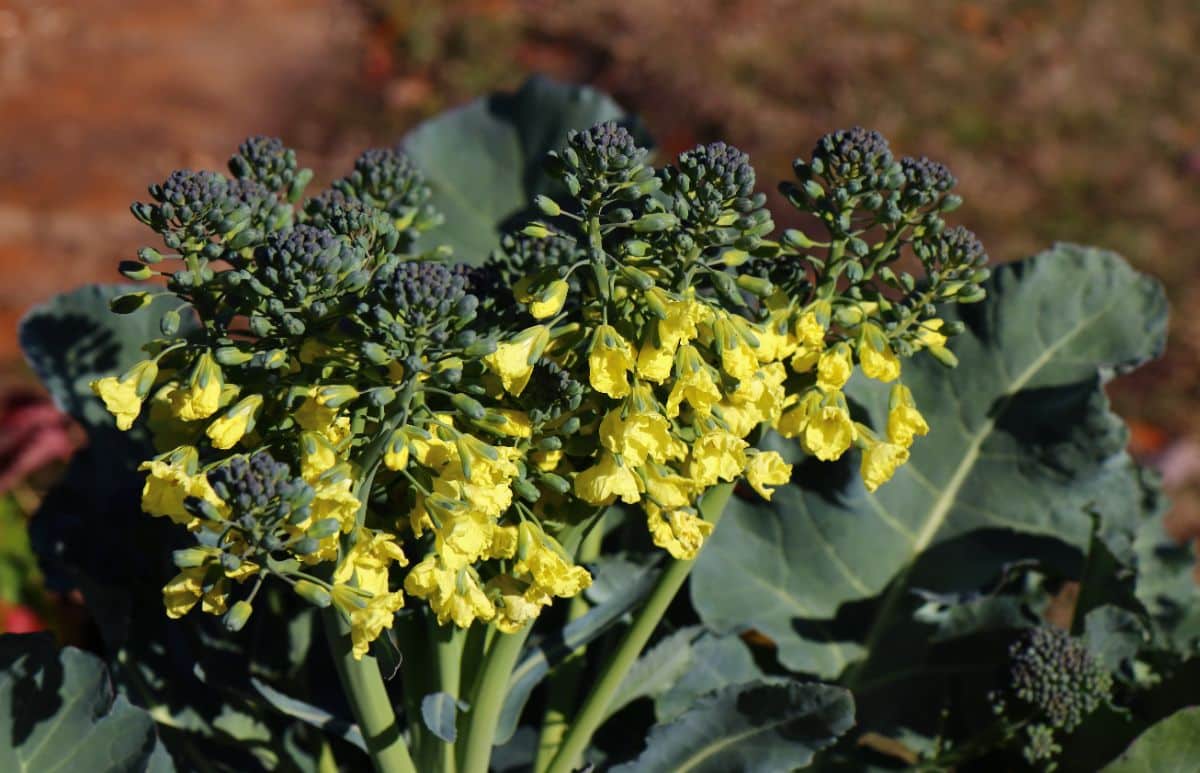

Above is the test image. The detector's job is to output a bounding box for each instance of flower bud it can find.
[451,393,486,421]
[294,579,332,608]
[316,385,359,408]
[535,195,561,217]
[223,601,253,632]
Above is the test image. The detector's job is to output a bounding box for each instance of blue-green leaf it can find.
[612,679,854,773]
[1101,707,1200,772]
[421,691,466,744]
[0,633,171,772]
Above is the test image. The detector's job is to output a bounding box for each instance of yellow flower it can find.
[722,362,786,434]
[640,464,692,508]
[333,531,408,595]
[753,311,798,363]
[481,409,533,438]
[300,431,339,482]
[404,557,495,628]
[485,325,550,396]
[91,359,157,430]
[531,448,563,472]
[529,279,569,319]
[171,353,223,421]
[887,383,929,448]
[515,522,592,598]
[689,430,748,488]
[816,342,853,392]
[295,388,352,444]
[487,575,550,633]
[162,567,229,619]
[666,345,722,418]
[600,409,685,466]
[330,531,408,660]
[205,394,262,450]
[647,508,713,560]
[712,315,759,381]
[139,446,227,526]
[638,289,710,383]
[916,319,958,366]
[744,450,792,500]
[589,324,636,398]
[790,310,826,372]
[858,323,900,382]
[636,336,676,382]
[574,453,641,505]
[802,394,856,462]
[861,440,909,492]
[384,428,410,471]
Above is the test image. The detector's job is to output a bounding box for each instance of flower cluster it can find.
[90,124,986,658]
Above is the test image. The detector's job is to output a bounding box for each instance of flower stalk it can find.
[544,483,734,773]
[321,608,417,773]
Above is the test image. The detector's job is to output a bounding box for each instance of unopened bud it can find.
[535,195,561,217]
[223,601,253,632]
[294,579,332,608]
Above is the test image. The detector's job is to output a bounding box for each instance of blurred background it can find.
[0,0,1196,635]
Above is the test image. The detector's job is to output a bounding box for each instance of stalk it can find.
[321,609,417,773]
[544,483,734,773]
[533,516,606,771]
[457,625,535,773]
[430,621,466,773]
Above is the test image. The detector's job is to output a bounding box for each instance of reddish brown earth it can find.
[0,0,380,362]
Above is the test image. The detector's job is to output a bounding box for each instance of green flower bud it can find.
[540,473,571,496]
[120,261,155,281]
[451,393,486,421]
[138,247,166,264]
[620,265,655,291]
[110,291,154,315]
[735,274,774,297]
[535,195,562,217]
[223,601,253,632]
[215,346,253,366]
[632,213,678,233]
[522,222,552,239]
[307,518,341,539]
[172,547,215,568]
[294,579,332,608]
[514,478,541,503]
[316,385,359,408]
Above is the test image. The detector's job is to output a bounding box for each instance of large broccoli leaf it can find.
[692,244,1168,678]
[0,633,172,772]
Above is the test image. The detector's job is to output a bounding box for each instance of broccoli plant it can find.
[10,77,1196,773]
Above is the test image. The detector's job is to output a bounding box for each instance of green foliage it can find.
[611,680,854,773]
[1101,707,1200,772]
[0,633,171,772]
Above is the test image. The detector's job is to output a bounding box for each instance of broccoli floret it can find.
[229,136,299,194]
[1009,626,1113,734]
[369,260,479,348]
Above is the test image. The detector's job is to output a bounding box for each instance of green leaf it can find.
[250,677,365,751]
[693,244,1167,677]
[402,76,639,262]
[608,627,699,720]
[655,632,764,723]
[0,633,171,772]
[421,691,466,744]
[1101,706,1200,772]
[611,679,854,773]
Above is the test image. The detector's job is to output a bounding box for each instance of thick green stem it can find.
[322,609,418,773]
[533,516,606,772]
[544,484,734,773]
[458,625,534,773]
[429,621,465,773]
